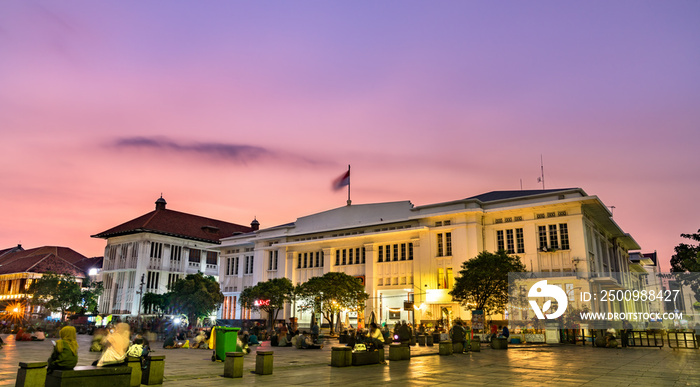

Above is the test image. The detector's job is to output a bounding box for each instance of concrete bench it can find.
[351,349,384,366]
[141,355,165,385]
[471,338,481,352]
[45,365,132,387]
[331,347,352,367]
[453,342,464,354]
[224,352,245,378]
[439,341,453,356]
[417,335,426,346]
[16,362,47,387]
[388,343,410,361]
[491,337,508,350]
[126,357,142,387]
[255,351,273,375]
[426,335,434,346]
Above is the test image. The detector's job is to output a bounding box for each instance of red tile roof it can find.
[91,208,253,244]
[0,246,94,277]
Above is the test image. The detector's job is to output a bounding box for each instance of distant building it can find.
[214,188,640,328]
[91,196,254,316]
[0,245,100,318]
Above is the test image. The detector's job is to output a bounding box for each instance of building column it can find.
[465,214,483,261]
[363,244,376,318]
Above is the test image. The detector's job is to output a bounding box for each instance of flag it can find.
[537,177,542,183]
[332,169,350,190]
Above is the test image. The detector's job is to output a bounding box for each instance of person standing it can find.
[449,320,467,353]
[310,321,320,344]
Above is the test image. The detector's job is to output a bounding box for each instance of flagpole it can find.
[347,164,351,206]
[540,155,545,190]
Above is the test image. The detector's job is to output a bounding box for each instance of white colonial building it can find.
[215,188,641,328]
[92,197,254,316]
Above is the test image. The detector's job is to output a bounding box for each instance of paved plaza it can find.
[1,333,699,386]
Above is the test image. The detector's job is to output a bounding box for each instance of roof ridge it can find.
[25,253,53,272]
[141,210,161,228]
[26,253,86,276]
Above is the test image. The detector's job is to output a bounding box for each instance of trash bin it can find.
[214,327,241,361]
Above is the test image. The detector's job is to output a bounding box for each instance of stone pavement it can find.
[1,333,699,386]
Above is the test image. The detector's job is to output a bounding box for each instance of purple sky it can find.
[1,1,699,270]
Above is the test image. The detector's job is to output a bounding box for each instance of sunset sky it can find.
[1,1,698,270]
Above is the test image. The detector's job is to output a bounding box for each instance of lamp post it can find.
[403,284,427,328]
[136,274,145,317]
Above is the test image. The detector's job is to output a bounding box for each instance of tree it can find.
[297,272,368,334]
[670,230,700,302]
[168,272,224,326]
[78,277,104,315]
[141,292,170,316]
[239,278,294,328]
[450,250,527,317]
[28,272,83,321]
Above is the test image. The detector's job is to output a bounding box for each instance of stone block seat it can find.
[45,365,132,387]
[331,347,353,367]
[351,349,384,366]
[141,355,166,385]
[388,343,410,361]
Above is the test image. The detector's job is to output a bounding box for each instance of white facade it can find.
[215,188,641,328]
[99,234,222,316]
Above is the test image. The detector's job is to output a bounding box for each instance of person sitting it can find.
[300,331,323,349]
[47,326,79,373]
[193,330,208,349]
[397,322,411,346]
[368,323,384,349]
[292,332,304,349]
[278,334,292,347]
[96,323,130,366]
[499,325,510,340]
[163,332,177,349]
[248,332,259,345]
[489,324,498,342]
[32,328,46,341]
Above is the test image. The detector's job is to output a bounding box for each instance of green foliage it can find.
[670,230,700,302]
[28,272,83,320]
[168,272,224,326]
[297,272,368,334]
[450,250,527,315]
[141,292,170,315]
[78,278,104,315]
[239,278,294,327]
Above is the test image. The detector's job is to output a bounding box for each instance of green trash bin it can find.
[214,327,241,361]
